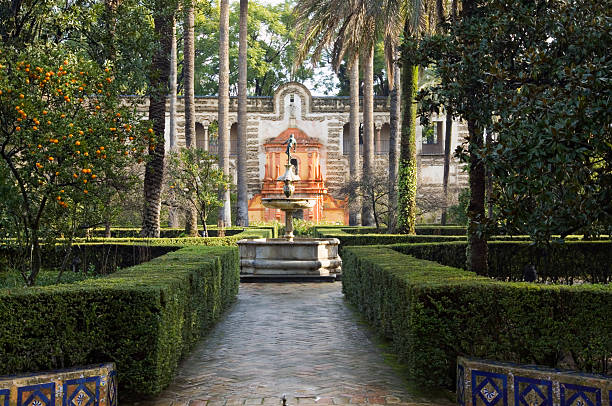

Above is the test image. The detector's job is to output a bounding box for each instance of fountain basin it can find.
[261,197,316,210]
[237,238,341,281]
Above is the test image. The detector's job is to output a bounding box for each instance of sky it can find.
[230,0,341,95]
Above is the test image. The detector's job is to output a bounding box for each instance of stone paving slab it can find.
[125,283,452,406]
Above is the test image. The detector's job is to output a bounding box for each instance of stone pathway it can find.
[126,283,452,406]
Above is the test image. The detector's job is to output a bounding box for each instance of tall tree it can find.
[236,0,249,226]
[387,47,400,231]
[141,0,176,237]
[361,44,376,226]
[294,0,378,225]
[168,17,180,228]
[184,0,199,236]
[348,56,361,226]
[218,0,232,228]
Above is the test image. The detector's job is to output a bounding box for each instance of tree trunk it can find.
[168,17,180,228]
[361,45,375,226]
[104,218,112,238]
[466,119,488,273]
[218,0,232,227]
[141,4,174,238]
[388,51,401,232]
[486,128,493,218]
[441,109,453,225]
[184,0,198,236]
[236,0,249,226]
[397,55,418,235]
[348,56,361,226]
[27,229,42,286]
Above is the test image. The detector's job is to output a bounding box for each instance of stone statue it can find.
[283,133,297,163]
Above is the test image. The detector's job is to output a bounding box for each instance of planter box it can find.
[0,363,116,406]
[457,357,611,406]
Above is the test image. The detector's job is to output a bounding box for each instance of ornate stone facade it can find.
[139,82,468,223]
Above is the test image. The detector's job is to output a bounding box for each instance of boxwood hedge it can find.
[393,241,612,284]
[0,245,240,396]
[341,246,612,389]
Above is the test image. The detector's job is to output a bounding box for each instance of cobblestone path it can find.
[127,283,451,406]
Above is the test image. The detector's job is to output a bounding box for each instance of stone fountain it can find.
[237,133,341,282]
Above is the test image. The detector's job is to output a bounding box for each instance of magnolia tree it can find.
[166,148,230,237]
[0,45,151,285]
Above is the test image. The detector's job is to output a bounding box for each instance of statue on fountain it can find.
[283,133,297,163]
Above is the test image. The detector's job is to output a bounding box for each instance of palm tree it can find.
[184,0,199,236]
[168,16,180,228]
[361,43,375,226]
[387,46,400,231]
[236,0,249,227]
[295,0,377,226]
[348,56,361,226]
[141,0,176,237]
[218,0,232,228]
[395,9,421,234]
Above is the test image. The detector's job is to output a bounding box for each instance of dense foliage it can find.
[0,45,150,285]
[415,0,612,242]
[342,246,612,389]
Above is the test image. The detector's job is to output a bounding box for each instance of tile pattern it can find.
[471,371,507,406]
[457,365,465,406]
[561,384,601,406]
[124,283,452,406]
[107,371,117,406]
[458,357,612,406]
[63,377,100,406]
[514,377,552,406]
[18,383,55,406]
[0,363,115,406]
[0,389,9,406]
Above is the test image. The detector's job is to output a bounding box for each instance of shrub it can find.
[393,241,612,284]
[341,246,612,389]
[0,245,239,396]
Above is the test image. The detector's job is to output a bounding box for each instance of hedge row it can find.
[0,228,273,275]
[393,241,612,284]
[93,227,246,238]
[341,246,612,389]
[336,226,468,236]
[0,245,240,396]
[314,229,467,246]
[89,225,279,239]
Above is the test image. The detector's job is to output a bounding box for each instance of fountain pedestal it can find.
[238,161,341,281]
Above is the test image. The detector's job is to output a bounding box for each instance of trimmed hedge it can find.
[90,226,245,238]
[0,245,239,396]
[341,246,612,389]
[0,228,272,275]
[89,225,280,239]
[393,241,612,284]
[314,229,467,246]
[337,226,468,236]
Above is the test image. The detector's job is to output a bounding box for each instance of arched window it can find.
[195,123,207,150]
[207,121,219,155]
[343,123,363,155]
[230,123,238,155]
[376,123,390,154]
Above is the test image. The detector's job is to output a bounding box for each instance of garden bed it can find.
[0,245,240,397]
[341,246,612,389]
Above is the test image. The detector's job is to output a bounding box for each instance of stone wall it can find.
[131,82,468,223]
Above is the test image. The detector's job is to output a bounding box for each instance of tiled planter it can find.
[457,357,611,406]
[0,363,116,406]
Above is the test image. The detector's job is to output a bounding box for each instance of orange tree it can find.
[0,45,151,285]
